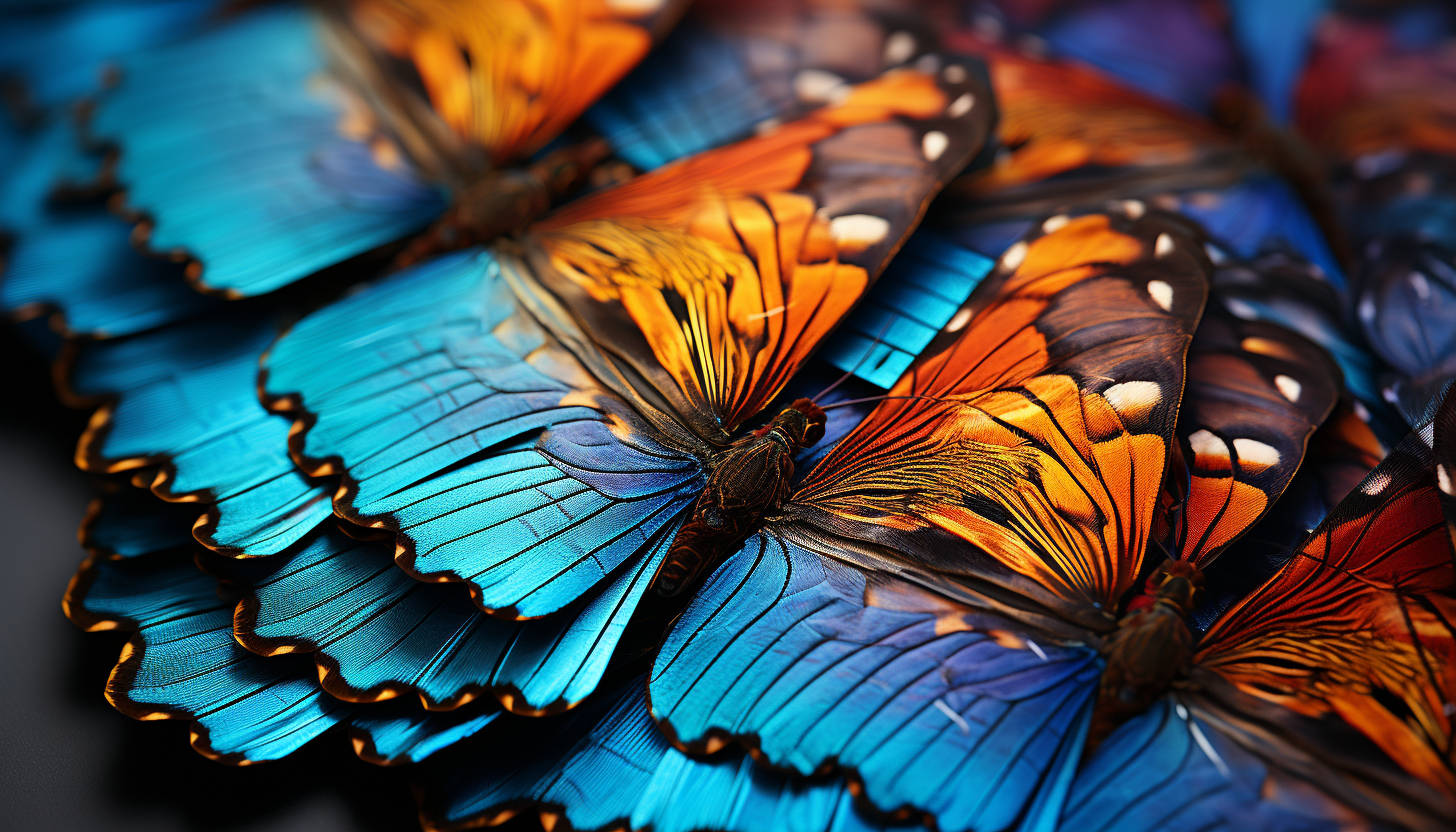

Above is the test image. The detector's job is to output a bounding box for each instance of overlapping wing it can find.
[508,62,993,440]
[790,208,1209,625]
[64,499,501,766]
[343,0,687,169]
[92,7,446,296]
[1197,401,1456,807]
[1158,307,1341,568]
[943,39,1233,203]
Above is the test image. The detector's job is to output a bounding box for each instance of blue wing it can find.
[1225,0,1329,124]
[816,232,995,389]
[80,484,200,560]
[0,0,219,113]
[417,676,890,832]
[91,7,445,296]
[649,530,1101,832]
[67,500,500,765]
[66,306,332,555]
[1038,0,1240,116]
[262,248,703,619]
[1062,697,1353,832]
[227,522,674,714]
[0,117,220,337]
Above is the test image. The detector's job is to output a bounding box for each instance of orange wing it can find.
[941,37,1232,199]
[1198,401,1456,798]
[788,208,1209,631]
[345,0,685,169]
[500,63,993,443]
[1158,308,1342,568]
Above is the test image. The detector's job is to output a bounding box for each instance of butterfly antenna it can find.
[811,316,895,405]
[819,393,956,412]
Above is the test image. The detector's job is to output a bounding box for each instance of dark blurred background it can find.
[0,326,420,831]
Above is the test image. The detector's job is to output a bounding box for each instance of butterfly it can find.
[642,207,1456,832]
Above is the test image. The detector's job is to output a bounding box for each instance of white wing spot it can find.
[946,307,974,333]
[1233,438,1280,468]
[1353,400,1372,422]
[795,69,849,103]
[947,92,975,118]
[1120,199,1146,219]
[884,31,917,64]
[1042,214,1070,233]
[1175,703,1189,720]
[922,131,949,161]
[1188,429,1230,462]
[1204,242,1227,264]
[828,214,890,248]
[747,305,786,322]
[933,698,972,735]
[1362,471,1393,496]
[1274,374,1302,403]
[1154,233,1176,257]
[1001,241,1028,271]
[943,64,969,84]
[606,0,665,11]
[1438,464,1453,496]
[1147,280,1174,311]
[1103,381,1162,419]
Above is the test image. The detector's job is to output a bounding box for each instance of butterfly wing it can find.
[789,208,1209,624]
[1194,398,1456,813]
[341,0,688,171]
[92,7,447,297]
[507,62,993,441]
[1159,305,1341,568]
[650,208,1210,831]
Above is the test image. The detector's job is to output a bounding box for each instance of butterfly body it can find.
[1092,559,1205,745]
[658,399,826,596]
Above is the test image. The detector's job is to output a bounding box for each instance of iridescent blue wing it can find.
[1060,694,1371,832]
[66,497,500,765]
[816,232,995,389]
[1036,0,1240,115]
[224,522,674,714]
[92,6,445,297]
[79,483,199,560]
[66,305,331,555]
[417,675,891,832]
[261,249,703,625]
[1351,237,1456,421]
[587,0,947,172]
[1,117,219,337]
[0,0,219,114]
[651,531,1101,832]
[1225,0,1327,125]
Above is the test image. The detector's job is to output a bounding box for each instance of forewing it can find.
[341,0,688,168]
[1197,397,1456,803]
[790,208,1209,627]
[1159,306,1342,568]
[506,63,993,441]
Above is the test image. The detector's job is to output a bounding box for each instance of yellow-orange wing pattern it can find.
[346,0,686,169]
[502,63,993,443]
[1197,403,1456,806]
[943,38,1233,200]
[788,208,1209,631]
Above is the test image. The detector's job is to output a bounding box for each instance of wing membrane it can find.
[792,209,1209,625]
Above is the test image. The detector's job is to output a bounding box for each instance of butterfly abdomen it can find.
[655,400,825,596]
[1090,560,1205,746]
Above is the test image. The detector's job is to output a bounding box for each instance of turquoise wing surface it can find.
[65,507,500,766]
[91,6,445,297]
[417,675,891,832]
[261,248,703,620]
[223,522,675,714]
[649,530,1101,832]
[66,305,332,555]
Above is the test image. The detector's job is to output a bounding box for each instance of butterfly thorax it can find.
[655,399,827,597]
[1089,560,1205,746]
[397,139,612,266]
